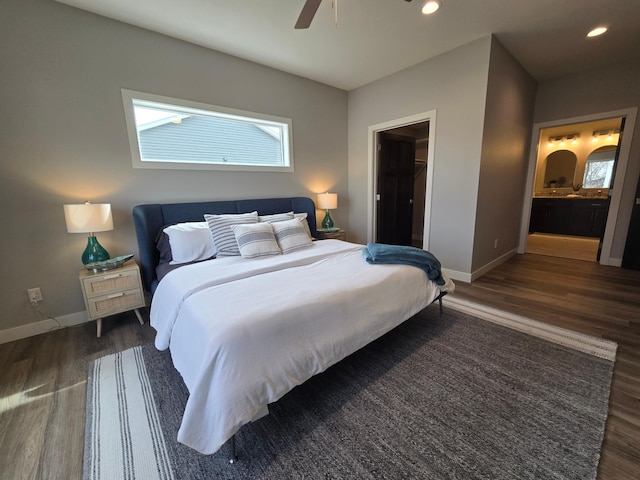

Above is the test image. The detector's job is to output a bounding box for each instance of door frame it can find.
[367,110,437,248]
[518,107,638,266]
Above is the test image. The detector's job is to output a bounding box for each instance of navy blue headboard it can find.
[132,197,317,293]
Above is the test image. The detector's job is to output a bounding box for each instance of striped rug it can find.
[84,347,174,480]
[83,304,615,480]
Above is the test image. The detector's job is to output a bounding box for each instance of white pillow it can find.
[163,222,217,265]
[258,212,294,223]
[204,211,259,257]
[293,212,313,240]
[272,218,313,254]
[231,223,281,258]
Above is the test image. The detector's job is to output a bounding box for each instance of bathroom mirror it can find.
[582,145,617,189]
[543,150,577,188]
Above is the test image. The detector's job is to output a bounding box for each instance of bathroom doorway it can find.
[525,117,623,261]
[519,109,637,265]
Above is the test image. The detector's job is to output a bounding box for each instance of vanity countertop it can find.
[533,195,607,199]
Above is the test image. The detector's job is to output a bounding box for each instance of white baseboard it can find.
[442,268,471,283]
[470,248,517,282]
[0,310,89,345]
[607,257,622,267]
[442,248,518,284]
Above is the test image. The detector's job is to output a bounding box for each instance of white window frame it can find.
[121,89,294,172]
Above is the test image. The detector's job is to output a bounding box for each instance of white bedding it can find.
[151,240,452,454]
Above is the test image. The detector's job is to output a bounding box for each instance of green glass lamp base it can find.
[321,210,334,229]
[82,236,110,265]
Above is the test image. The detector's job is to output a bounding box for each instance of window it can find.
[582,146,616,189]
[122,90,293,172]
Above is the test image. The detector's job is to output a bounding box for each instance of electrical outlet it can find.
[27,288,43,303]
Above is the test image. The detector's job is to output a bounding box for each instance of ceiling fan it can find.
[295,0,416,30]
[294,0,323,29]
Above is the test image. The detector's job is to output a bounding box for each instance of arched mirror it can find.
[582,145,617,189]
[543,150,577,188]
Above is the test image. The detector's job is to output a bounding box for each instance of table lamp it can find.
[64,202,113,264]
[317,192,338,229]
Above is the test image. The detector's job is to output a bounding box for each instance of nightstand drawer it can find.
[82,269,140,298]
[316,229,346,241]
[86,288,145,319]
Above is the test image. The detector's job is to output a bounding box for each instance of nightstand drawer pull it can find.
[103,273,122,280]
[107,292,125,299]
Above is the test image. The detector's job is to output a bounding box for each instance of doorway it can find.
[376,125,429,246]
[519,108,638,266]
[368,111,437,249]
[525,117,623,262]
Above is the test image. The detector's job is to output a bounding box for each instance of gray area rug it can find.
[84,306,614,479]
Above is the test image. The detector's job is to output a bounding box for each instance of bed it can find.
[132,196,454,456]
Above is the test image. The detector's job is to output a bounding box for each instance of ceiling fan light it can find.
[422,0,441,15]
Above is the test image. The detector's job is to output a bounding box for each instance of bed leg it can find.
[439,296,443,315]
[229,435,238,464]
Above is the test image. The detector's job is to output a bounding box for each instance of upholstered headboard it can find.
[132,197,318,293]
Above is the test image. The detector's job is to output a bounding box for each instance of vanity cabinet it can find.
[529,198,609,237]
[529,198,572,235]
[569,200,609,237]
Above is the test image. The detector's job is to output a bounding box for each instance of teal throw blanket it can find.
[362,243,445,286]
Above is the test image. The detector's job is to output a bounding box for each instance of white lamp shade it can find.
[317,193,338,210]
[64,203,114,233]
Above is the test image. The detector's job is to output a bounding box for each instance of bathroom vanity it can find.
[529,197,610,238]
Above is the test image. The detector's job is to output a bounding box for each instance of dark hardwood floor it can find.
[453,253,640,480]
[0,252,638,479]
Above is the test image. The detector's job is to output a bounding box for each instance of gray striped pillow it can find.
[204,211,259,256]
[231,223,281,258]
[258,212,294,223]
[272,218,313,254]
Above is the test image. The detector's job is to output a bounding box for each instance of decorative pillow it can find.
[204,211,259,257]
[258,212,294,223]
[293,212,313,240]
[272,218,313,254]
[231,223,281,258]
[163,222,217,265]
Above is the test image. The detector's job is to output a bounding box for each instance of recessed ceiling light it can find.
[422,1,441,15]
[587,26,608,38]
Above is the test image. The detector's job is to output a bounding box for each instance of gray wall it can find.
[472,38,537,271]
[347,37,492,276]
[0,0,348,332]
[534,60,640,262]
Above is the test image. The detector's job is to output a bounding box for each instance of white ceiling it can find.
[54,0,640,91]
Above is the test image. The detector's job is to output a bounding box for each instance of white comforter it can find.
[151,240,452,454]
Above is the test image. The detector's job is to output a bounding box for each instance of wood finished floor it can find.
[0,314,156,480]
[525,233,600,262]
[0,253,638,479]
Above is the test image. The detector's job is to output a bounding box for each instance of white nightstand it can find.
[79,261,145,337]
[316,228,346,241]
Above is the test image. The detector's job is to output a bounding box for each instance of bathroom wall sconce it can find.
[592,129,619,143]
[547,134,579,147]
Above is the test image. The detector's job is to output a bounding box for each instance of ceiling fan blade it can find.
[295,0,322,29]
